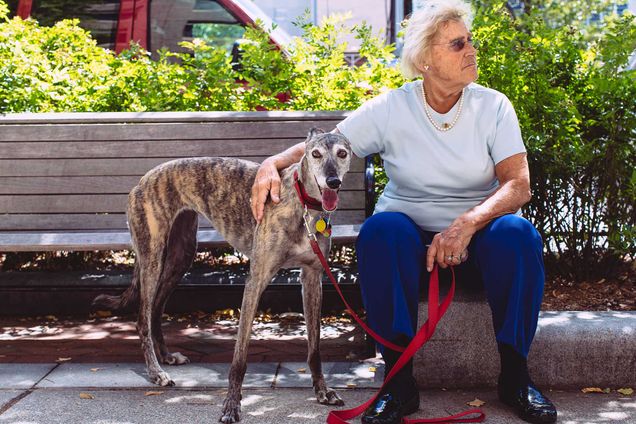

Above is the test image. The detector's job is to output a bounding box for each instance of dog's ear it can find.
[306,127,325,140]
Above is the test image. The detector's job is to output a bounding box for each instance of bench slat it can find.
[0,191,366,214]
[0,210,367,231]
[0,173,365,194]
[1,138,318,159]
[0,225,361,251]
[0,111,348,124]
[0,157,365,176]
[0,121,341,142]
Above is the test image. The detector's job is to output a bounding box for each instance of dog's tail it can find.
[92,264,140,311]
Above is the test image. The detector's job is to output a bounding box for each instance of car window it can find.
[7,0,121,50]
[151,0,244,56]
[184,22,246,55]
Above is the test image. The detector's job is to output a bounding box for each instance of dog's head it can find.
[302,128,352,212]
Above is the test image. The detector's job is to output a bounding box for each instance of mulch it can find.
[542,264,635,311]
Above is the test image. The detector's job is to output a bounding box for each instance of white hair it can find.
[400,0,474,79]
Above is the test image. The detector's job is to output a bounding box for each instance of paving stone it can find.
[275,361,384,388]
[36,362,276,388]
[0,390,26,410]
[0,388,633,424]
[37,363,151,388]
[169,363,277,388]
[0,363,56,389]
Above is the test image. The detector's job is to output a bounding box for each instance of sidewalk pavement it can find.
[1,361,635,423]
[1,315,635,423]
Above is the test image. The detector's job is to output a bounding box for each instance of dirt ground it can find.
[542,265,635,311]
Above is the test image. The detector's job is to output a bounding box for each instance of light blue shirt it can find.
[337,81,526,232]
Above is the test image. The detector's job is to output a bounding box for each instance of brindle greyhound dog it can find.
[92,128,352,423]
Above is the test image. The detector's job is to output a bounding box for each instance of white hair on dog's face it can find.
[401,0,474,79]
[302,130,352,212]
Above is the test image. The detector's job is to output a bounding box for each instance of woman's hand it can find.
[426,218,475,271]
[249,141,306,223]
[250,158,282,223]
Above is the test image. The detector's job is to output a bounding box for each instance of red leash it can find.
[307,238,485,423]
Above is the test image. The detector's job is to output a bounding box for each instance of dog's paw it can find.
[163,352,190,365]
[219,396,241,423]
[316,387,344,406]
[150,370,175,387]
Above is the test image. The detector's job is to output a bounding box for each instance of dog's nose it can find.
[326,176,341,189]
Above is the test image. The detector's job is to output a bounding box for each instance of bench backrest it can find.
[0,111,365,236]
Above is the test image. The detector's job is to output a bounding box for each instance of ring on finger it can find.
[446,255,454,261]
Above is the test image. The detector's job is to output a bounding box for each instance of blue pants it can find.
[356,212,545,358]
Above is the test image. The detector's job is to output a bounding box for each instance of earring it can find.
[423,65,430,71]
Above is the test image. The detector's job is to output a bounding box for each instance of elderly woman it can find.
[250,1,557,423]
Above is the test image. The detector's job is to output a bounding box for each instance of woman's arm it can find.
[426,152,532,271]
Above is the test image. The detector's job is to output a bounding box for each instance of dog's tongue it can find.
[322,188,339,211]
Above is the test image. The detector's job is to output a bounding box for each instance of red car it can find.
[9,0,292,55]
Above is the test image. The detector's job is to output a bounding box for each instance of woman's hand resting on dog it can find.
[251,157,282,223]
[251,141,306,223]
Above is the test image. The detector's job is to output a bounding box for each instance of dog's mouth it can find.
[321,187,339,212]
[315,177,339,212]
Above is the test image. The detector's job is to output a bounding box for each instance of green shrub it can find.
[0,9,403,112]
[473,1,635,278]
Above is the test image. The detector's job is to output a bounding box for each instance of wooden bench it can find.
[0,111,373,315]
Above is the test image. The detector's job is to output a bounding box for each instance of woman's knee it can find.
[356,212,420,249]
[479,214,542,251]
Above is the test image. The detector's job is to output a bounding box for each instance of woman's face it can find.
[425,19,478,89]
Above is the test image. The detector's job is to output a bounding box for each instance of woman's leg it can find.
[470,214,544,358]
[356,211,433,423]
[470,214,556,424]
[356,211,432,350]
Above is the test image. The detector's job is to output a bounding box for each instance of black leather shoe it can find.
[498,379,557,424]
[361,391,419,424]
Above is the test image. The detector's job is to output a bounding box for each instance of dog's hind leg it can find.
[151,209,198,366]
[220,259,278,424]
[301,265,344,406]
[137,251,176,387]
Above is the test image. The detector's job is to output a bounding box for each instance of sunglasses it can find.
[433,36,478,52]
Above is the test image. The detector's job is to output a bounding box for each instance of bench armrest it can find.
[364,155,376,218]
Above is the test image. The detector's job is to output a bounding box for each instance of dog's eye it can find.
[312,150,322,159]
[337,150,348,159]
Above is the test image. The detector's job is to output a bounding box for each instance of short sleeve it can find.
[489,95,526,164]
[336,92,390,158]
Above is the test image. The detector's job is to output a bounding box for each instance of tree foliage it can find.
[473,1,635,278]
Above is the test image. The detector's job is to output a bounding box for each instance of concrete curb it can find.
[414,292,636,389]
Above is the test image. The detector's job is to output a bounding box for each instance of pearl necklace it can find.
[421,81,465,132]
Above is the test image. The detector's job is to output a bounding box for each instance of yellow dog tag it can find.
[315,218,327,233]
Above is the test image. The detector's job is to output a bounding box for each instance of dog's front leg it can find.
[301,265,344,406]
[220,268,274,423]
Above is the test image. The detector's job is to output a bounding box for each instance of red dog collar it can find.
[293,170,323,211]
